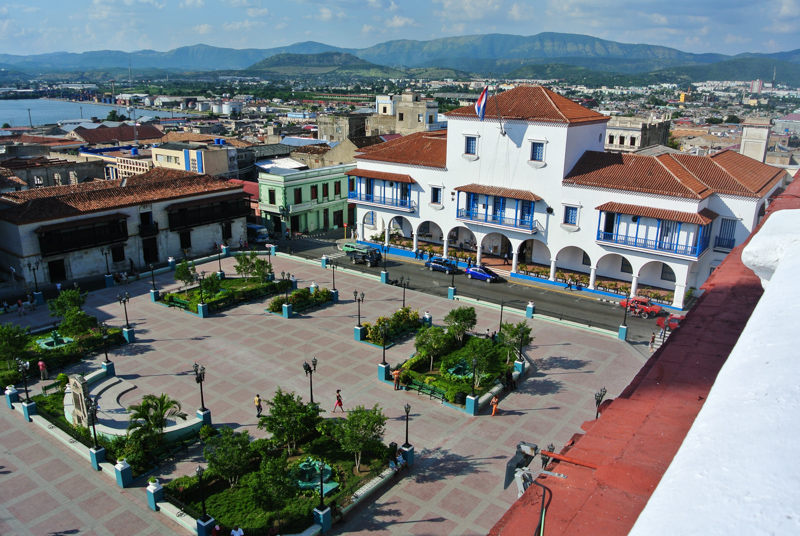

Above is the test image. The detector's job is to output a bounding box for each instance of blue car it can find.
[465,265,500,282]
[424,256,458,274]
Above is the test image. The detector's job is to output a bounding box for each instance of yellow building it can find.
[151,140,233,177]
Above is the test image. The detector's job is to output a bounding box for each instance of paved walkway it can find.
[3,252,648,535]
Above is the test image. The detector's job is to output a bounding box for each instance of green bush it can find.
[267,295,288,313]
[199,424,218,441]
[0,369,20,387]
[364,307,420,345]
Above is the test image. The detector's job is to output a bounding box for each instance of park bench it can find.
[407,379,445,403]
[41,382,62,396]
[168,297,191,310]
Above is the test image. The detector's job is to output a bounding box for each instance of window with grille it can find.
[531,142,544,161]
[335,181,341,196]
[465,136,477,155]
[564,206,578,225]
[621,258,633,274]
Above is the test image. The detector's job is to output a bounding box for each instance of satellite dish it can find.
[546,207,554,214]
[631,216,639,222]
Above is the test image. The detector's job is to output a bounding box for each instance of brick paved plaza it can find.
[1,253,647,536]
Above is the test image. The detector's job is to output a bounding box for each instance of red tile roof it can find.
[70,124,164,145]
[0,168,242,225]
[227,179,258,198]
[158,132,253,148]
[564,151,785,200]
[356,131,447,169]
[446,85,609,124]
[345,168,416,184]
[595,202,718,225]
[455,184,542,202]
[35,212,129,234]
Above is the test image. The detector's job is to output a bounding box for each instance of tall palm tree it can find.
[127,393,188,442]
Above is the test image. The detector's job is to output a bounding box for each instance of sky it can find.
[0,0,798,56]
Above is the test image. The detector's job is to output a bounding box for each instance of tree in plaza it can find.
[497,320,533,364]
[252,257,273,282]
[58,308,98,337]
[415,325,452,372]
[258,388,320,455]
[332,404,387,472]
[444,306,477,348]
[127,393,188,443]
[47,288,88,319]
[203,426,252,488]
[249,452,297,510]
[174,259,196,293]
[0,322,29,362]
[234,250,258,281]
[201,271,221,297]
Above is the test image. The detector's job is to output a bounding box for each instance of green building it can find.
[258,163,356,236]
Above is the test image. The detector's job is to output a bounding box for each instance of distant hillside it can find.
[653,57,800,87]
[507,63,650,85]
[245,52,404,78]
[405,67,473,80]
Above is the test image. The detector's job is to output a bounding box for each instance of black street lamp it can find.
[621,297,629,327]
[330,260,338,291]
[303,357,318,404]
[380,323,388,365]
[471,357,477,397]
[381,245,389,272]
[100,248,110,275]
[149,263,156,291]
[281,271,292,299]
[197,271,206,304]
[85,395,99,449]
[353,291,365,327]
[216,244,223,273]
[594,387,607,419]
[26,261,40,292]
[266,245,271,265]
[117,292,131,329]
[317,460,326,511]
[193,362,207,412]
[100,322,110,363]
[16,358,30,402]
[402,403,411,448]
[499,300,505,334]
[196,465,210,521]
[451,268,456,288]
[400,276,410,308]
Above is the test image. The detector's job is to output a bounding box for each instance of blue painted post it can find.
[282,303,293,319]
[514,361,525,375]
[422,311,432,327]
[290,277,298,290]
[269,245,277,256]
[168,257,176,271]
[354,325,367,341]
[314,507,332,534]
[115,459,133,488]
[216,270,225,280]
[381,271,389,284]
[150,289,160,302]
[378,363,391,383]
[321,256,328,269]
[90,447,106,471]
[105,274,115,288]
[146,479,164,511]
[310,282,318,295]
[196,516,216,536]
[526,301,535,318]
[331,289,339,303]
[197,409,212,426]
[448,286,457,300]
[5,387,19,409]
[102,361,116,378]
[122,328,135,343]
[221,244,230,257]
[34,292,44,306]
[401,445,415,467]
[197,303,209,319]
[618,325,628,341]
[21,400,36,422]
[466,395,479,416]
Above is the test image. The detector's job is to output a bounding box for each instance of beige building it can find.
[151,141,233,177]
[366,91,441,137]
[605,115,671,153]
[290,136,385,170]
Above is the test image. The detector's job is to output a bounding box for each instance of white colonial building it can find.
[346,86,788,308]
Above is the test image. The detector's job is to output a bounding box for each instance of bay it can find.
[0,99,191,128]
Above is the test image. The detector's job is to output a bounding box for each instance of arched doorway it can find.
[595,253,635,293]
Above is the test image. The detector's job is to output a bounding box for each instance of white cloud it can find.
[386,15,416,28]
[318,7,333,21]
[362,24,376,33]
[508,3,532,20]
[193,23,212,34]
[247,7,268,17]
[388,0,399,11]
[776,0,799,17]
[432,0,502,21]
[366,0,381,8]
[274,21,287,30]
[223,20,263,30]
[441,23,465,33]
[180,0,204,7]
[221,0,250,6]
[724,34,751,45]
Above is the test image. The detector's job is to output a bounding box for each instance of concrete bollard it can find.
[115,459,133,488]
[146,479,164,511]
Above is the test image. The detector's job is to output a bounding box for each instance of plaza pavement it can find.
[2,252,648,536]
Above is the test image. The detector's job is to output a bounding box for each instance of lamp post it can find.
[193,362,207,412]
[303,357,317,404]
[100,248,110,275]
[451,268,455,288]
[330,260,338,291]
[471,357,477,397]
[400,276,410,308]
[353,291,365,327]
[266,245,271,265]
[100,322,110,363]
[26,261,40,292]
[196,466,209,521]
[381,245,389,272]
[380,323,388,365]
[402,403,411,448]
[594,387,607,419]
[317,460,326,511]
[117,292,130,329]
[217,244,223,272]
[621,296,629,327]
[499,300,505,334]
[16,358,30,402]
[85,395,99,449]
[197,271,206,304]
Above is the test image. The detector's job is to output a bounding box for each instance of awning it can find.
[345,168,416,184]
[595,202,718,225]
[35,212,129,234]
[455,184,542,202]
[166,191,250,211]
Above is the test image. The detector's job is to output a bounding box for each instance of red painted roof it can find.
[345,168,416,184]
[446,85,609,125]
[357,131,446,169]
[455,183,542,202]
[490,171,800,536]
[595,201,718,225]
[71,124,164,144]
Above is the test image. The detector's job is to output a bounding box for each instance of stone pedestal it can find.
[422,312,432,327]
[314,506,332,534]
[268,245,277,256]
[354,325,367,341]
[378,363,391,382]
[115,459,133,488]
[104,274,115,288]
[310,282,318,295]
[290,277,298,290]
[401,445,415,467]
[332,290,339,303]
[526,301,535,318]
[102,361,116,377]
[198,303,209,319]
[448,286,457,300]
[266,272,275,282]
[321,256,328,269]
[514,360,525,374]
[216,271,225,280]
[196,516,216,536]
[22,400,36,422]
[150,289,160,302]
[466,395,479,416]
[146,480,164,511]
[168,258,176,270]
[618,324,628,341]
[380,271,389,284]
[282,303,293,319]
[90,447,106,471]
[197,408,212,426]
[33,292,44,306]
[122,328,135,343]
[5,386,19,409]
[221,244,230,257]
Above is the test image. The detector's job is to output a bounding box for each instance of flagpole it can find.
[491,81,506,136]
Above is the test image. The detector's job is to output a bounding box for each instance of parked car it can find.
[619,296,663,319]
[657,314,685,331]
[246,223,270,244]
[425,256,459,274]
[341,242,369,253]
[347,248,382,267]
[465,265,500,282]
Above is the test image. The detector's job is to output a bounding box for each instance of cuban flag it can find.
[475,86,488,121]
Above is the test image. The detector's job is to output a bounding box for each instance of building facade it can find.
[151,140,236,178]
[346,86,787,308]
[604,115,671,153]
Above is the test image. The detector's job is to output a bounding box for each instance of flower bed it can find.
[163,278,291,314]
[361,307,420,346]
[266,287,334,314]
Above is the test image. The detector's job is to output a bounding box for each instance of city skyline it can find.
[0,0,797,57]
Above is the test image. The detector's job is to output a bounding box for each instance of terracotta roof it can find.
[70,124,164,145]
[0,168,242,225]
[227,179,258,198]
[290,144,331,155]
[564,151,784,200]
[356,131,446,169]
[16,134,82,147]
[446,85,609,124]
[166,191,249,211]
[455,184,542,202]
[345,168,416,184]
[35,212,129,234]
[595,202,718,225]
[158,131,253,148]
[0,156,72,170]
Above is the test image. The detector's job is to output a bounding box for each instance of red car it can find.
[657,314,685,331]
[619,296,663,319]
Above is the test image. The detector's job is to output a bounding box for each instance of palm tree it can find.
[127,393,188,442]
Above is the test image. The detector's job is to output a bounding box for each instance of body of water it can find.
[0,99,191,128]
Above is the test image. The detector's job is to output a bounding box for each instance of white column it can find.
[512,249,519,273]
[589,267,597,290]
[630,275,639,297]
[549,259,557,281]
[476,244,482,265]
[673,283,686,308]
[384,221,390,248]
[442,238,449,258]
[412,232,418,252]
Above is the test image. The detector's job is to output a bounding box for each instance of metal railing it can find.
[596,230,710,257]
[347,192,417,211]
[457,208,542,232]
[163,492,204,521]
[714,236,735,250]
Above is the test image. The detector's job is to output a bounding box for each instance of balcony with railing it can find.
[347,191,417,212]
[456,208,544,234]
[714,236,735,250]
[597,230,710,258]
[138,222,160,237]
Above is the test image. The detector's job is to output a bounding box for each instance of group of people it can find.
[211,525,244,536]
[254,389,345,418]
[3,295,37,316]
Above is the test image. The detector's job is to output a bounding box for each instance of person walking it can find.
[56,282,62,292]
[392,368,401,390]
[2,300,9,313]
[503,252,510,265]
[491,394,500,416]
[230,526,244,536]
[467,257,472,269]
[38,359,48,381]
[16,298,25,316]
[649,332,656,352]
[565,278,573,290]
[27,293,36,311]
[505,369,516,390]
[254,394,262,418]
[659,325,666,341]
[332,389,344,413]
